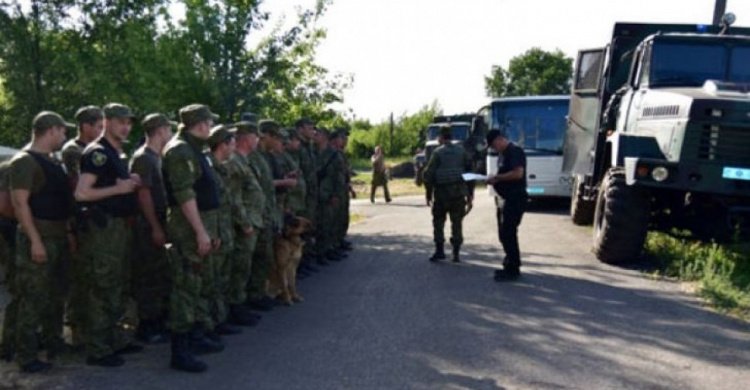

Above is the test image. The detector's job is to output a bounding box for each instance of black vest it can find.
[83,139,138,218]
[27,152,72,221]
[165,147,219,212]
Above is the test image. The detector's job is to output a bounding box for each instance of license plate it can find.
[722,167,750,181]
[527,187,545,194]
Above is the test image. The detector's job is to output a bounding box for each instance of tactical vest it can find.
[165,144,220,212]
[433,145,465,185]
[27,152,72,221]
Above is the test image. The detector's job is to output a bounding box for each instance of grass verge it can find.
[645,231,750,320]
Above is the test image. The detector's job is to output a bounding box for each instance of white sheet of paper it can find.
[462,173,488,182]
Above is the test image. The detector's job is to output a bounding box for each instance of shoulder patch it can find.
[92,151,108,167]
[187,160,195,174]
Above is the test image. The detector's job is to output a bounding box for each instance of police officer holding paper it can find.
[486,129,527,281]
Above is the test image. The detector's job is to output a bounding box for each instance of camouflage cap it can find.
[74,105,104,124]
[315,126,330,137]
[33,111,74,132]
[294,118,314,128]
[207,124,236,148]
[328,128,346,140]
[103,103,138,120]
[259,119,282,138]
[286,127,301,140]
[179,104,219,128]
[141,113,176,134]
[234,121,261,136]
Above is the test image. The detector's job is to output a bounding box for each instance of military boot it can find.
[429,243,446,262]
[189,324,224,355]
[170,333,207,373]
[452,245,461,263]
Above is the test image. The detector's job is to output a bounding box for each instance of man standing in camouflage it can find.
[205,124,244,336]
[246,120,295,311]
[75,103,143,367]
[8,112,72,373]
[423,125,474,263]
[225,122,263,325]
[0,159,18,363]
[62,105,104,347]
[315,129,346,263]
[162,104,223,373]
[129,113,174,344]
[294,119,319,273]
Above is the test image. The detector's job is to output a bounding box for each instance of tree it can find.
[484,48,573,97]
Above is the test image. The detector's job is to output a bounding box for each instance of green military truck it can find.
[563,15,750,264]
[414,114,487,186]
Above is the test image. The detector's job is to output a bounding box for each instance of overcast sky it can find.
[258,0,750,123]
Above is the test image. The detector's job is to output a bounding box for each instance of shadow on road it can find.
[350,232,750,389]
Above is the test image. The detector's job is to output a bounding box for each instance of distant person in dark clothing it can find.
[486,129,527,281]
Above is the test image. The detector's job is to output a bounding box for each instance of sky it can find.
[258,0,750,123]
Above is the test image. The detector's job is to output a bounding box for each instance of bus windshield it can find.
[426,124,470,141]
[489,98,570,155]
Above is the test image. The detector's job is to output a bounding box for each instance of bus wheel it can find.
[570,175,594,225]
[593,168,649,264]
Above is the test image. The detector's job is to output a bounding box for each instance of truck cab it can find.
[564,20,750,264]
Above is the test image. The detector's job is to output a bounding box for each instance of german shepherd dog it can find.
[268,215,313,306]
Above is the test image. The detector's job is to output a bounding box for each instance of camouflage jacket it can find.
[226,152,264,230]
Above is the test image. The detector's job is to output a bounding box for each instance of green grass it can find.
[349,155,414,171]
[645,231,750,320]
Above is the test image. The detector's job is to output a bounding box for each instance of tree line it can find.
[0,0,349,148]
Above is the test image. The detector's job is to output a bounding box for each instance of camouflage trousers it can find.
[211,248,231,325]
[0,219,17,356]
[79,217,133,359]
[246,228,273,302]
[132,216,170,323]
[229,232,257,305]
[300,193,318,256]
[314,200,335,255]
[431,194,466,247]
[14,230,68,366]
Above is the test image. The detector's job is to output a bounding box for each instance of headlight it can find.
[652,166,669,182]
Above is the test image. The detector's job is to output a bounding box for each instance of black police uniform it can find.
[493,142,527,275]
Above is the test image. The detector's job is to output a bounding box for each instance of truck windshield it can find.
[650,41,750,86]
[490,98,570,155]
[426,124,470,141]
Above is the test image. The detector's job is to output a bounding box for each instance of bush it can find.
[646,232,750,318]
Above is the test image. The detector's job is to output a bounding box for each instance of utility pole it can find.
[389,112,394,156]
[713,0,727,25]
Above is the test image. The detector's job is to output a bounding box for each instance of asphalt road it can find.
[2,193,749,390]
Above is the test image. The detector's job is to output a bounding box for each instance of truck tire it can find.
[593,168,649,264]
[571,175,595,225]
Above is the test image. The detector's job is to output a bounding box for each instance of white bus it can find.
[485,96,572,199]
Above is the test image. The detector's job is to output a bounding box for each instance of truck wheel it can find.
[593,168,649,264]
[571,175,595,225]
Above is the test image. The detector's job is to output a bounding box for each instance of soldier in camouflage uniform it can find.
[0,159,19,362]
[282,129,306,216]
[294,119,319,273]
[314,128,347,263]
[224,122,263,325]
[9,112,72,373]
[423,125,474,263]
[245,120,295,311]
[205,125,244,336]
[335,129,354,252]
[129,114,174,344]
[75,103,143,367]
[62,105,104,347]
[162,104,223,373]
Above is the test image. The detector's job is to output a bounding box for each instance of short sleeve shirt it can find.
[80,137,137,217]
[130,145,167,215]
[496,142,527,194]
[61,139,86,178]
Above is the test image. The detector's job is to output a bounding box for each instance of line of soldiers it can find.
[0,103,356,373]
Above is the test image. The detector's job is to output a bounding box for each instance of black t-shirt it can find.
[494,142,527,196]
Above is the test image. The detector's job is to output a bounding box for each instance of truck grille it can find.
[697,124,750,166]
